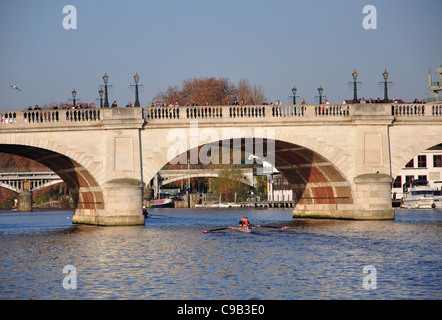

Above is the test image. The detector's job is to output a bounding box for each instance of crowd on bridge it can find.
[23,97,429,112]
[149,98,314,108]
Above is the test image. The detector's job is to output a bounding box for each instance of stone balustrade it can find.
[142,104,352,121]
[1,103,441,129]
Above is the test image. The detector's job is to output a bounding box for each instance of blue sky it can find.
[0,0,441,110]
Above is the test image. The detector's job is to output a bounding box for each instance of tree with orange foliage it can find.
[153,77,238,106]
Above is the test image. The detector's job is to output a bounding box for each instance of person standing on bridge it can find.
[111,101,117,108]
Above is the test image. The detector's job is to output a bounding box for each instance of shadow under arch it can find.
[163,138,354,207]
[272,140,353,206]
[0,144,104,212]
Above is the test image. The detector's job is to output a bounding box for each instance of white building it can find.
[268,173,293,202]
[259,161,293,202]
[392,144,442,199]
[252,158,293,202]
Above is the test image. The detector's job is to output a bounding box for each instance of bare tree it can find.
[238,78,266,105]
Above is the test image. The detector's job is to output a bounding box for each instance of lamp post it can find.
[133,73,140,107]
[98,87,104,108]
[382,69,390,103]
[352,69,360,103]
[103,73,109,108]
[72,88,77,108]
[291,85,297,105]
[317,85,324,104]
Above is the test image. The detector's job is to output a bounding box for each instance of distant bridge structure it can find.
[0,171,63,193]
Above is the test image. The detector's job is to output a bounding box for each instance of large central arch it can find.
[153,138,354,211]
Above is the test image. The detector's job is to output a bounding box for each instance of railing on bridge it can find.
[0,109,101,125]
[1,103,441,127]
[391,104,442,117]
[142,104,352,121]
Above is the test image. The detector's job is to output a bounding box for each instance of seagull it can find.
[10,85,21,92]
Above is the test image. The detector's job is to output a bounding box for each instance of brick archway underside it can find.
[167,139,353,205]
[272,140,353,205]
[0,145,103,211]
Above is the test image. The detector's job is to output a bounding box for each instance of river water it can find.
[0,208,440,300]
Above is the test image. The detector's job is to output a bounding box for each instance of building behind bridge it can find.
[392,144,442,199]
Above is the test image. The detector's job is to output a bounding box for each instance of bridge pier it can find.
[293,174,394,220]
[18,190,32,211]
[18,182,32,212]
[72,178,145,226]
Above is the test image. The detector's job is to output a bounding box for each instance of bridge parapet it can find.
[0,108,144,131]
[142,103,442,126]
[142,104,352,124]
[1,103,440,130]
[391,103,442,118]
[0,109,101,125]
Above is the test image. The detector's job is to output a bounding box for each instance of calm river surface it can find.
[0,208,440,300]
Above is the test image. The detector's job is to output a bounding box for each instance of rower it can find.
[239,217,260,229]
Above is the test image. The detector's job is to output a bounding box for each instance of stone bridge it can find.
[0,103,441,225]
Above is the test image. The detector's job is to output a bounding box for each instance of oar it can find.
[260,225,289,230]
[202,227,232,233]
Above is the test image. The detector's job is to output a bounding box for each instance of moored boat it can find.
[151,198,174,208]
[433,189,442,209]
[401,180,435,209]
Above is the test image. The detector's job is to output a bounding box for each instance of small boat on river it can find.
[229,226,253,233]
[196,202,242,208]
[151,198,174,208]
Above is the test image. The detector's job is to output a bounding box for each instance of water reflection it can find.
[0,208,440,299]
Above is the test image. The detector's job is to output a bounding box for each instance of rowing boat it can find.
[202,225,288,233]
[229,226,253,233]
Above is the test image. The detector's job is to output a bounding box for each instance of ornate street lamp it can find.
[98,87,104,108]
[72,88,77,108]
[291,85,298,105]
[317,85,324,104]
[133,73,141,107]
[102,73,109,108]
[352,69,360,103]
[382,69,390,103]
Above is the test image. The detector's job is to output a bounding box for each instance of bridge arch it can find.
[147,136,355,213]
[0,144,105,220]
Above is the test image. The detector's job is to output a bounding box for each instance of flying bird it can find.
[10,85,21,92]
